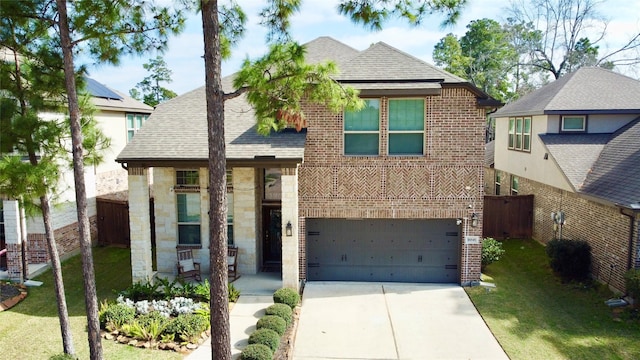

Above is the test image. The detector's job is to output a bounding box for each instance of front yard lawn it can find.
[0,246,181,360]
[467,238,640,360]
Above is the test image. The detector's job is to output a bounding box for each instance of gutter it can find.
[618,204,640,271]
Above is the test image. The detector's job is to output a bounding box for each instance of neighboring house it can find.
[490,67,640,292]
[1,78,152,280]
[117,37,499,290]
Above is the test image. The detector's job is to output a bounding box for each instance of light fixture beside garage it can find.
[470,213,479,227]
[285,221,293,236]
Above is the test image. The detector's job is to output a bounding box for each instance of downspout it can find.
[619,204,640,272]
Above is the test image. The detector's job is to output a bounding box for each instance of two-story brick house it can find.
[117,37,499,290]
[489,67,640,292]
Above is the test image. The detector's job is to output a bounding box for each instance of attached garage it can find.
[306,219,461,283]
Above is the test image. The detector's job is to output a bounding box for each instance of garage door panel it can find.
[306,219,460,283]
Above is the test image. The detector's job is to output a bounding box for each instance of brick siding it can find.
[27,215,98,264]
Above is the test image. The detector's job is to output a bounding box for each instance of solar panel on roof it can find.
[84,77,123,100]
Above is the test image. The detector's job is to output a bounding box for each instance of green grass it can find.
[467,239,640,360]
[0,246,182,360]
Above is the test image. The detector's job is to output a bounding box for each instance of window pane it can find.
[345,134,379,155]
[345,99,379,131]
[524,118,531,133]
[508,118,514,132]
[264,168,282,200]
[523,134,531,151]
[563,116,584,130]
[389,133,423,155]
[177,194,200,223]
[516,134,522,149]
[127,130,135,142]
[178,224,200,245]
[389,99,424,131]
[127,114,134,128]
[177,170,199,186]
[516,118,523,133]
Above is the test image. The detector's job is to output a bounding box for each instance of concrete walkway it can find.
[186,273,282,359]
[293,282,508,360]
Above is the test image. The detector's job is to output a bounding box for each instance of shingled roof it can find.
[117,37,492,166]
[493,67,640,117]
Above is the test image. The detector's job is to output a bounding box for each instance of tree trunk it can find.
[201,1,231,359]
[55,1,103,358]
[41,194,76,356]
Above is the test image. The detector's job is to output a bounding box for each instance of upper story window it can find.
[508,117,531,152]
[344,99,380,155]
[561,116,586,132]
[126,113,149,142]
[388,99,425,155]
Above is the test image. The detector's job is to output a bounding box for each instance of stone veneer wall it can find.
[298,89,486,285]
[153,167,178,275]
[232,168,258,275]
[95,168,129,196]
[496,170,636,292]
[27,216,97,264]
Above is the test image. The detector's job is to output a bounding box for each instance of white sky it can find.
[84,0,640,96]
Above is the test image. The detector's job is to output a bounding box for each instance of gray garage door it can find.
[306,219,460,283]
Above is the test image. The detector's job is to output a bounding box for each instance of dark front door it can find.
[263,206,282,268]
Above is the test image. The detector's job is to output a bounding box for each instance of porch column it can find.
[3,200,23,282]
[281,167,299,291]
[128,167,153,282]
[233,168,258,275]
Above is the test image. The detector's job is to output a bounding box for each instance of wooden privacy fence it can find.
[483,195,533,239]
[97,197,155,248]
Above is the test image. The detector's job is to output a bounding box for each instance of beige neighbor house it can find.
[488,67,640,293]
[1,78,152,281]
[117,37,500,290]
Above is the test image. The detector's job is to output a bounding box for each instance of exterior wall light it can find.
[285,221,292,237]
[471,213,479,227]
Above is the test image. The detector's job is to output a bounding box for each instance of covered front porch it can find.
[126,165,301,291]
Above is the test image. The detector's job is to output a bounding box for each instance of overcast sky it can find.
[84,0,640,97]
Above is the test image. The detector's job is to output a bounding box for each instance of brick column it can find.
[128,167,153,282]
[233,168,258,275]
[3,200,23,282]
[281,167,299,291]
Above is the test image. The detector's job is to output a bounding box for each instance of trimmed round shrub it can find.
[99,303,136,329]
[241,343,273,360]
[546,239,592,281]
[256,315,287,336]
[265,303,293,326]
[248,328,281,352]
[625,268,640,299]
[273,287,300,309]
[482,237,505,269]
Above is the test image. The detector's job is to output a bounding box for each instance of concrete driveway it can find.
[293,282,508,360]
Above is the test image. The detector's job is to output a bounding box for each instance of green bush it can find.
[482,237,505,269]
[265,303,293,326]
[248,328,281,352]
[273,287,300,309]
[546,238,592,281]
[229,282,241,302]
[256,315,287,336]
[99,303,136,330]
[118,279,163,301]
[164,313,210,343]
[240,343,273,360]
[136,311,169,329]
[49,354,76,360]
[624,268,640,299]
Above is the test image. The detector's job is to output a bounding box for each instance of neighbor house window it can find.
[495,171,502,195]
[388,99,424,155]
[126,113,149,141]
[227,169,234,246]
[344,99,380,155]
[510,175,519,195]
[176,170,201,246]
[561,116,586,132]
[508,117,531,152]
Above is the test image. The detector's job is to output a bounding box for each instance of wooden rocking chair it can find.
[177,248,201,281]
[228,246,239,281]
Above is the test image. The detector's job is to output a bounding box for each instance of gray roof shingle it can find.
[493,67,640,117]
[581,117,640,207]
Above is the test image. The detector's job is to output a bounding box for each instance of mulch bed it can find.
[0,282,28,311]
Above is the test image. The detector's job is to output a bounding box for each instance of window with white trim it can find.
[176,170,201,246]
[508,117,531,152]
[227,169,234,246]
[561,116,586,132]
[495,171,502,195]
[388,99,424,155]
[126,113,149,142]
[510,175,519,195]
[344,99,380,155]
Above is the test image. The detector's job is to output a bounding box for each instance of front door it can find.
[262,206,282,269]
